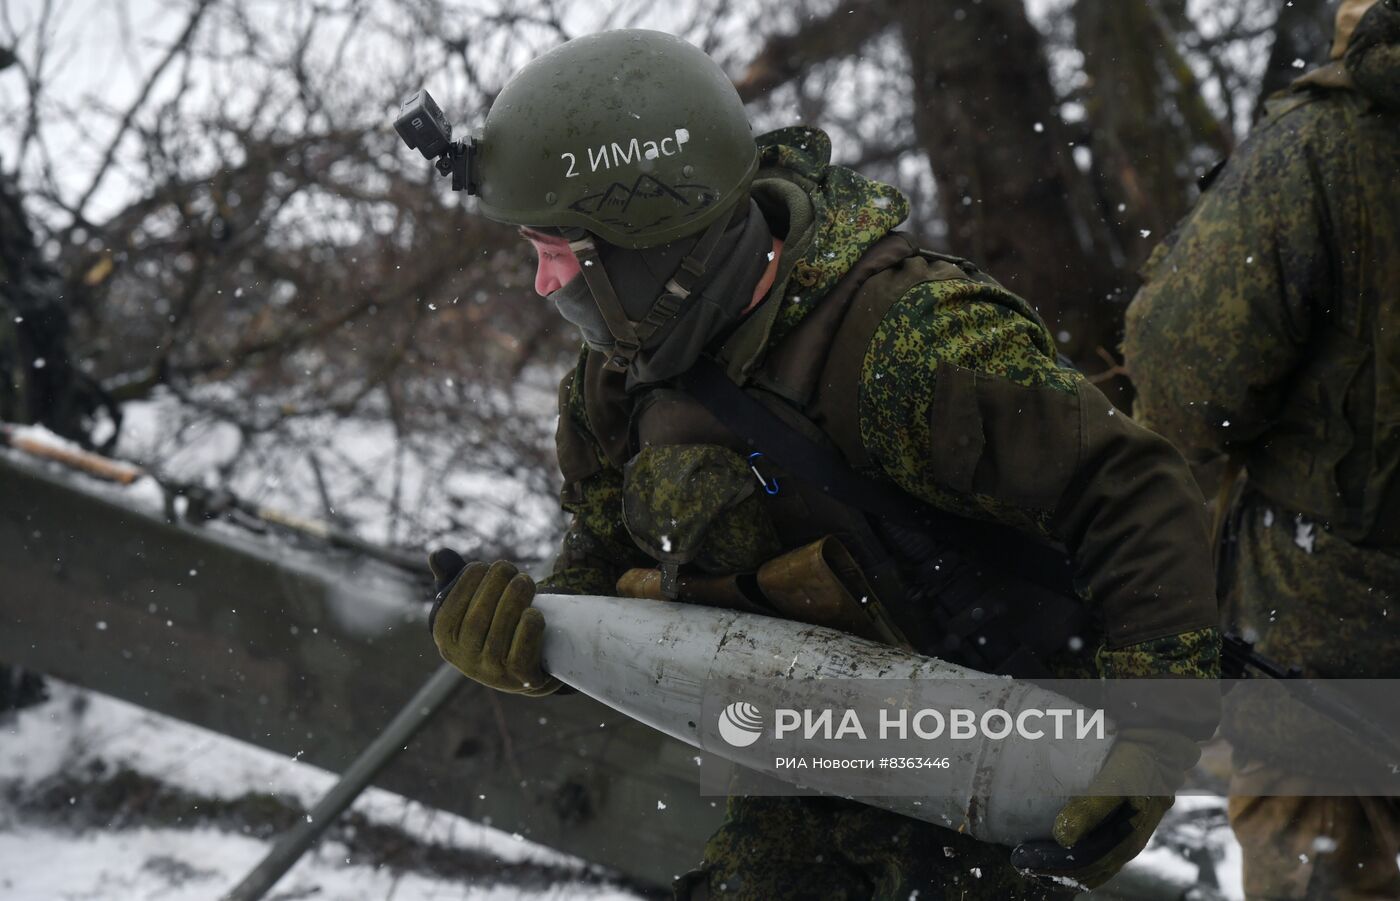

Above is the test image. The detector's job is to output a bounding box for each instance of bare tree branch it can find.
[69,0,214,226]
[734,1,892,102]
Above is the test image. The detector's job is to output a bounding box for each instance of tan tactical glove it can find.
[1012,728,1200,890]
[428,550,561,697]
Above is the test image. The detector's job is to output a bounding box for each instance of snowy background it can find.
[0,0,1350,897]
[2,681,649,899]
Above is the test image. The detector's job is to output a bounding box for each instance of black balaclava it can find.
[550,198,773,387]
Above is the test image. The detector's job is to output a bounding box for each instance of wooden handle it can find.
[6,433,145,485]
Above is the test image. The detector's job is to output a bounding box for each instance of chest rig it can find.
[565,233,1094,678]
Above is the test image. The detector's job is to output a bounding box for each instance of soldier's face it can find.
[520,228,582,296]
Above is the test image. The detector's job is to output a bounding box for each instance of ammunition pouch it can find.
[616,567,771,615]
[754,537,911,650]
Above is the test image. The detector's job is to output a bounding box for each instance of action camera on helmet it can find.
[394,89,477,193]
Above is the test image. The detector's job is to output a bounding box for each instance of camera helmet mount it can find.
[395,89,477,193]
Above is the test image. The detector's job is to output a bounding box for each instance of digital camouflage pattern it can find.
[859,277,1075,538]
[1096,627,1221,682]
[543,465,646,598]
[542,126,1221,899]
[754,127,911,345]
[857,256,1218,675]
[1125,7,1400,897]
[1230,501,1400,682]
[621,444,781,574]
[1223,498,1400,776]
[1124,0,1400,678]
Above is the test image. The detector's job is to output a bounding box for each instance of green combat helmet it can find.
[396,30,760,373]
[475,29,757,248]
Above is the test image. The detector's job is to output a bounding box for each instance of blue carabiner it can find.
[747,451,780,496]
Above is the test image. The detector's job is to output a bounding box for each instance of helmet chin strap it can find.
[565,212,733,373]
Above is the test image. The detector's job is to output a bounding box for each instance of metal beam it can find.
[0,453,720,888]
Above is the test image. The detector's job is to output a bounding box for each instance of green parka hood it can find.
[719,127,910,373]
[1345,0,1400,109]
[1294,0,1400,110]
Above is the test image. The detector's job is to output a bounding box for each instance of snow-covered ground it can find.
[0,827,628,901]
[1148,793,1244,898]
[0,681,649,900]
[0,680,1252,901]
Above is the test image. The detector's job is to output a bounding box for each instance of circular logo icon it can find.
[717,701,764,748]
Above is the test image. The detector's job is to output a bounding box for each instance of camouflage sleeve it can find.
[537,349,650,596]
[1098,628,1221,738]
[538,471,644,596]
[859,279,1221,693]
[1096,628,1221,681]
[1123,103,1328,457]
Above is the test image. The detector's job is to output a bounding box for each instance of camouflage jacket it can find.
[1125,1,1400,546]
[1124,2,1400,677]
[542,127,1221,713]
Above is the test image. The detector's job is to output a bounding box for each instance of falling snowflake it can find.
[1294,517,1316,553]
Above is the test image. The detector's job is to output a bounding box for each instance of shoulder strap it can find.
[678,356,1076,595]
